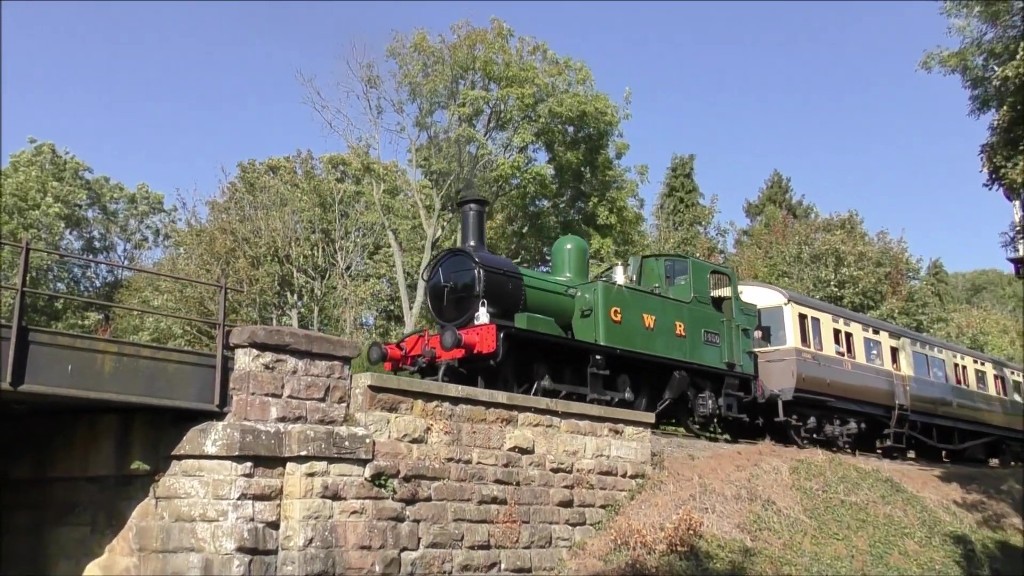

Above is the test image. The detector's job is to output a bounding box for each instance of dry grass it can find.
[562,438,1024,576]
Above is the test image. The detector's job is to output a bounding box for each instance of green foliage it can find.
[301,17,647,330]
[114,150,391,350]
[0,137,174,333]
[730,205,930,330]
[920,1,1024,211]
[650,153,728,262]
[738,169,815,237]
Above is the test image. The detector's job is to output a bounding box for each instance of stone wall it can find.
[83,326,653,575]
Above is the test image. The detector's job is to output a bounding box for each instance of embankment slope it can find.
[563,437,1024,576]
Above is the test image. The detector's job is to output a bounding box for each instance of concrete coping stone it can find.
[227,325,362,360]
[353,372,656,426]
[171,421,374,460]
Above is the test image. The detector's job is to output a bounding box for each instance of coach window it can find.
[890,346,902,372]
[810,317,823,351]
[753,306,786,348]
[994,375,1009,398]
[864,337,883,366]
[912,351,931,379]
[1012,379,1023,402]
[798,313,811,348]
[975,369,989,393]
[929,357,948,383]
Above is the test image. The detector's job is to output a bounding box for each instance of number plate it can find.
[702,329,721,346]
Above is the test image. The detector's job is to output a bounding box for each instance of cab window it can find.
[754,306,786,348]
[664,258,690,287]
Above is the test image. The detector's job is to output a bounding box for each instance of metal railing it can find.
[0,237,242,409]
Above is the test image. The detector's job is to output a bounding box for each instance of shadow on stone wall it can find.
[0,406,209,576]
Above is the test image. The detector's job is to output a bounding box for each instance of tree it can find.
[920,1,1024,252]
[299,17,648,331]
[730,205,931,331]
[931,303,1023,365]
[0,137,174,333]
[650,153,727,262]
[742,169,815,228]
[114,151,388,350]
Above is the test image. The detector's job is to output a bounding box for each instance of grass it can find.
[564,444,1024,576]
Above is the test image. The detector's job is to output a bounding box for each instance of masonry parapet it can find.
[83,325,653,576]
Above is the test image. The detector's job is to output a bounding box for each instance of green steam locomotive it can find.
[366,192,760,436]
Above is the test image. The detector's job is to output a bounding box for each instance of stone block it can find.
[153,477,211,500]
[391,416,428,443]
[281,499,332,522]
[462,524,490,549]
[254,501,281,524]
[244,396,308,423]
[453,550,500,574]
[334,550,401,575]
[574,525,597,544]
[284,375,332,400]
[519,523,552,549]
[458,424,505,450]
[172,422,283,459]
[502,430,535,454]
[400,550,452,575]
[584,507,606,526]
[282,426,373,459]
[429,481,475,502]
[330,461,366,477]
[448,464,488,484]
[158,500,254,523]
[517,413,560,429]
[563,508,587,526]
[364,460,399,481]
[277,549,335,576]
[455,405,517,426]
[279,520,334,550]
[306,402,349,426]
[420,523,463,548]
[168,459,255,478]
[500,550,532,573]
[245,372,286,397]
[206,522,279,554]
[328,380,350,404]
[399,461,449,481]
[392,480,431,504]
[211,478,282,501]
[551,525,574,548]
[228,325,362,360]
[531,549,566,573]
[406,502,448,524]
[472,449,521,468]
[473,485,508,505]
[529,506,561,525]
[333,500,370,521]
[371,500,407,522]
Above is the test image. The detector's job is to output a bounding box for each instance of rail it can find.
[0,237,242,410]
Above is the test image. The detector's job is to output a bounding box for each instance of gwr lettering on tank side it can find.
[608,306,686,337]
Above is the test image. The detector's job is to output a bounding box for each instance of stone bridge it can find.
[1,326,654,575]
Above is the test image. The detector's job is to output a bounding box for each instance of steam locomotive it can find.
[367,192,1024,464]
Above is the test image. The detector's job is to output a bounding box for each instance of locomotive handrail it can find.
[0,236,242,410]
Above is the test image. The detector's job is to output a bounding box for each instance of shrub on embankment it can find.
[563,441,1024,576]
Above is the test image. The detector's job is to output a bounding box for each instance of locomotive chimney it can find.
[457,186,489,253]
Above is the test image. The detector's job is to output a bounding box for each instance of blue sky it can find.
[0,1,1013,273]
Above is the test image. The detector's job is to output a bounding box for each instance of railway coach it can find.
[739,281,1024,464]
